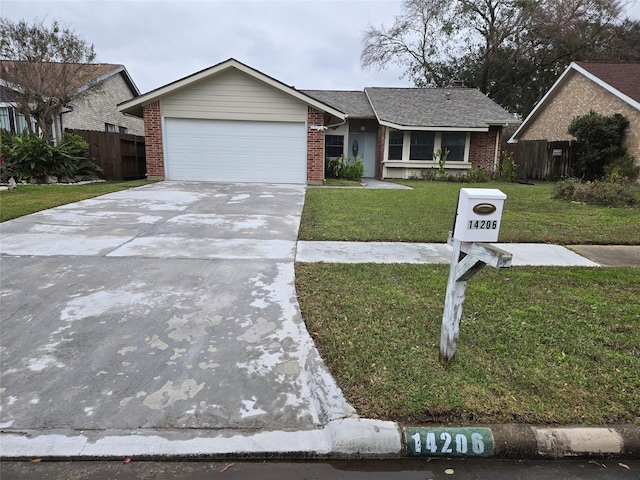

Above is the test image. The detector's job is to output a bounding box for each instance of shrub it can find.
[554,178,637,207]
[464,164,489,183]
[0,130,101,182]
[325,155,364,181]
[603,154,639,182]
[568,111,629,180]
[494,151,519,182]
[0,156,13,183]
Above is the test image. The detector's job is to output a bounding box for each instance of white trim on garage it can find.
[164,118,307,184]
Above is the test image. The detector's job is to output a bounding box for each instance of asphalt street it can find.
[2,459,639,479]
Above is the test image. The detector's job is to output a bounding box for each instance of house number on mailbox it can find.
[468,220,498,230]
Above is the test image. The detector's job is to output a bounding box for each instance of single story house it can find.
[509,62,640,166]
[118,58,519,184]
[0,61,144,139]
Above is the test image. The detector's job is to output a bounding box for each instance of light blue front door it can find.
[349,133,376,177]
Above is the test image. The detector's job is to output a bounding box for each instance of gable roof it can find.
[575,62,640,105]
[0,61,140,97]
[301,90,376,118]
[118,58,345,119]
[509,62,640,142]
[365,87,518,131]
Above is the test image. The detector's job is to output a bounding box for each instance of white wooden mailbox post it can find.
[440,188,513,364]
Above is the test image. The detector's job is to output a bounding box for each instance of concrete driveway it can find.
[0,182,355,446]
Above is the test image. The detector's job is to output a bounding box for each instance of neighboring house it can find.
[0,61,144,139]
[118,58,518,184]
[509,62,640,166]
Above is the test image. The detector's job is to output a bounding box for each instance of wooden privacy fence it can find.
[514,140,574,180]
[66,129,146,180]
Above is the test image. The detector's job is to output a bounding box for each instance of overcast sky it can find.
[3,0,640,95]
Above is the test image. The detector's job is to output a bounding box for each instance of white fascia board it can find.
[118,59,345,119]
[508,63,576,143]
[508,62,640,143]
[379,120,488,132]
[572,63,640,111]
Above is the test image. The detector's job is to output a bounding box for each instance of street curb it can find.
[1,421,638,460]
[401,424,640,459]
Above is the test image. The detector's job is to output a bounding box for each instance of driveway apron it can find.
[0,182,355,437]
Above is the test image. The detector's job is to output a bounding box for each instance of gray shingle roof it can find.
[301,90,376,118]
[364,87,518,128]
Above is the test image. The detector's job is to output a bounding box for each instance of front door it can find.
[349,133,376,177]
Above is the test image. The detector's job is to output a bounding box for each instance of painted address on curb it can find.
[405,427,495,457]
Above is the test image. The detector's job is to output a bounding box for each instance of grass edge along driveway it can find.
[295,263,640,425]
[0,180,151,222]
[299,181,640,244]
[297,181,639,425]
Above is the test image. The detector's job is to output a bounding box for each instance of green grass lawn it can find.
[299,181,640,244]
[296,263,640,425]
[0,180,152,222]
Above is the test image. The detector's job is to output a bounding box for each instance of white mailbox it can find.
[452,188,506,242]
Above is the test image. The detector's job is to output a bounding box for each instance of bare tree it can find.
[0,17,97,142]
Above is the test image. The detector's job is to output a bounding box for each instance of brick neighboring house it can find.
[509,62,640,167]
[119,58,519,184]
[0,61,143,139]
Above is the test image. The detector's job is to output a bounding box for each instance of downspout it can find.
[59,104,74,143]
[494,128,501,171]
[326,114,348,129]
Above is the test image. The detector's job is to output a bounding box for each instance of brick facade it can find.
[142,101,165,180]
[307,107,325,183]
[64,74,144,135]
[518,71,640,163]
[469,127,501,171]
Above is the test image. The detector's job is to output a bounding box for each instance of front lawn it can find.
[299,181,640,244]
[296,263,640,425]
[0,180,152,222]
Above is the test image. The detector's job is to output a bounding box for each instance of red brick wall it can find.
[307,107,325,183]
[469,126,501,172]
[142,101,165,180]
[375,124,386,178]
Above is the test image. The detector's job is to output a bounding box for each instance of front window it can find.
[441,132,466,161]
[410,131,435,160]
[388,130,404,160]
[119,126,128,134]
[105,123,116,132]
[14,111,28,134]
[325,135,344,158]
[0,107,10,131]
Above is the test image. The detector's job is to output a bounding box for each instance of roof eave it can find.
[509,61,640,143]
[117,58,345,119]
[379,120,489,132]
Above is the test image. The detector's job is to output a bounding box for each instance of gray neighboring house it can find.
[0,61,143,139]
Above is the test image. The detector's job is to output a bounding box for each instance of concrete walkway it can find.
[296,241,602,266]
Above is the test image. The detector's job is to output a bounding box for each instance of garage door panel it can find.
[164,118,306,183]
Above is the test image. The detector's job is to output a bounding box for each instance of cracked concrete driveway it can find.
[0,182,354,436]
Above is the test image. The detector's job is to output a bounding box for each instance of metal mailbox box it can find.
[453,188,506,242]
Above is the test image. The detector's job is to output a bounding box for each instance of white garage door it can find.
[164,118,307,183]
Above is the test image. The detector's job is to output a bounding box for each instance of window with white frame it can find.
[105,123,116,132]
[410,131,435,160]
[388,130,404,160]
[0,107,10,131]
[325,135,344,158]
[441,132,466,161]
[0,106,30,134]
